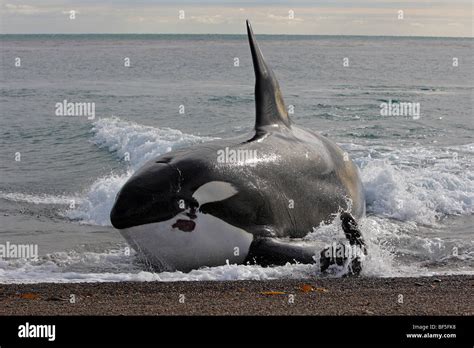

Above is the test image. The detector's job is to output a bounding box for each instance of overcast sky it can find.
[1,0,472,37]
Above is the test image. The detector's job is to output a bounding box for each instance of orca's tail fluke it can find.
[246,20,291,130]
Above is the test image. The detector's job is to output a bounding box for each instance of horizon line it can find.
[1,33,472,39]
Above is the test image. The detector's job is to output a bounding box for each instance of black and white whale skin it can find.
[110,21,365,272]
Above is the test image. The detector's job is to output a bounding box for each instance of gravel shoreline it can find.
[0,275,472,316]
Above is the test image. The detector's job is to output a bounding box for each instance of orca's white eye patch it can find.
[192,181,238,205]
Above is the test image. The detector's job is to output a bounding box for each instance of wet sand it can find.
[0,275,472,316]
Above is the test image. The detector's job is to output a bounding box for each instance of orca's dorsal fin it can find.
[247,20,291,131]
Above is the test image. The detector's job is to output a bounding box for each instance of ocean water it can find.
[0,34,472,283]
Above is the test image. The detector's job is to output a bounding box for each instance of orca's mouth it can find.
[111,213,165,230]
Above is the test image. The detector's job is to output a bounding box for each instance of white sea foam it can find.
[0,192,80,205]
[63,172,131,226]
[355,145,473,225]
[0,240,471,284]
[0,250,319,284]
[90,116,216,169]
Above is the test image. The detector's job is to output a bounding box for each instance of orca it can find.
[110,21,366,272]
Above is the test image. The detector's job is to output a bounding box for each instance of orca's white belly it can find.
[119,212,253,271]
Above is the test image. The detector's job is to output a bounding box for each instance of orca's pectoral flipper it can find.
[244,237,317,266]
[246,20,291,131]
[320,213,367,276]
[340,212,367,254]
